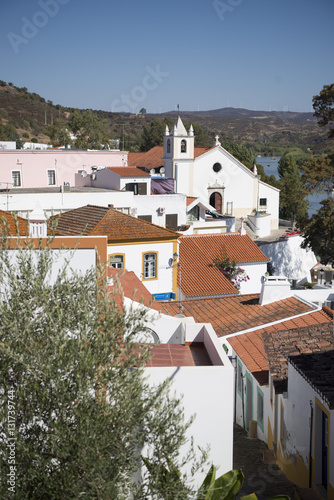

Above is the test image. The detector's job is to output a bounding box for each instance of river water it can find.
[256,156,326,216]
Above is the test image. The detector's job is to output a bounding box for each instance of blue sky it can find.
[1,0,333,113]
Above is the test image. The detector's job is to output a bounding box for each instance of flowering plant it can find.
[212,250,250,290]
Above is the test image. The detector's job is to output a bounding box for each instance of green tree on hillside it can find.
[46,118,71,147]
[139,117,173,151]
[72,109,113,149]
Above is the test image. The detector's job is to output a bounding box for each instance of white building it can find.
[162,117,280,232]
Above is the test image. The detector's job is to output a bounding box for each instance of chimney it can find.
[259,276,292,306]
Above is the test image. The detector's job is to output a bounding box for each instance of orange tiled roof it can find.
[147,343,213,367]
[49,205,179,242]
[227,308,333,386]
[186,196,198,206]
[128,146,164,169]
[161,295,315,337]
[228,331,269,385]
[128,145,217,169]
[107,267,162,311]
[107,167,150,177]
[0,210,29,236]
[194,146,217,158]
[178,233,270,298]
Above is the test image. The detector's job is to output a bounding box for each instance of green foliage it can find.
[185,122,213,148]
[313,83,334,138]
[70,109,114,149]
[0,236,202,499]
[46,118,71,147]
[278,157,309,227]
[139,117,174,151]
[300,152,334,194]
[300,197,334,265]
[196,466,244,500]
[222,141,255,170]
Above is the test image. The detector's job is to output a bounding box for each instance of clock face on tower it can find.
[213,162,222,173]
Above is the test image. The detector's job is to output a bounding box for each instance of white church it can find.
[162,116,280,232]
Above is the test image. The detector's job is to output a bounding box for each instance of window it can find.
[109,254,124,269]
[237,361,243,397]
[47,169,56,186]
[181,139,187,153]
[138,215,152,223]
[187,205,199,221]
[12,171,21,187]
[257,387,264,432]
[167,139,171,153]
[125,182,147,195]
[165,213,178,230]
[143,252,157,280]
[259,198,267,208]
[213,162,222,173]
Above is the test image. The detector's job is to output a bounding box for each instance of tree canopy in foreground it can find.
[0,237,204,499]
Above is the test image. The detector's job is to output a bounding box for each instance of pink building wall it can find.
[0,150,128,189]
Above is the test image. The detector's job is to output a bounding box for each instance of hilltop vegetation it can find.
[0,80,332,153]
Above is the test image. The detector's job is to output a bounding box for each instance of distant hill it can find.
[0,80,332,152]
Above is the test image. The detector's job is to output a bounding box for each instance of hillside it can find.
[0,81,332,152]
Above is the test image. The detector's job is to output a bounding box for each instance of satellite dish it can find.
[150,168,155,174]
[160,167,165,173]
[81,170,87,177]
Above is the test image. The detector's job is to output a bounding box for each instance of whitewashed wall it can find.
[238,262,268,294]
[259,236,317,284]
[0,190,134,217]
[107,241,176,296]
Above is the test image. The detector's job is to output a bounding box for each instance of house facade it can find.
[50,205,179,299]
[227,309,334,499]
[0,149,128,189]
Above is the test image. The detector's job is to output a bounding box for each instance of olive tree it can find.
[0,236,203,499]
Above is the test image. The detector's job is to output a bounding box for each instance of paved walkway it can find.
[233,424,297,499]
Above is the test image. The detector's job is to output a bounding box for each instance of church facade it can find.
[162,117,279,230]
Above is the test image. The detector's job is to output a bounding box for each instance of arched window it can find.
[167,139,171,153]
[181,139,187,153]
[209,192,222,214]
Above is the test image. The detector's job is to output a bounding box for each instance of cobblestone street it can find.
[233,424,297,499]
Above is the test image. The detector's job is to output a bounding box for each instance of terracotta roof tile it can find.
[128,146,164,169]
[0,210,29,236]
[228,331,269,385]
[178,233,270,298]
[161,295,315,337]
[107,267,163,311]
[186,196,198,206]
[194,146,217,158]
[228,308,333,387]
[107,167,150,177]
[128,145,217,169]
[261,322,334,402]
[147,343,212,367]
[49,205,179,242]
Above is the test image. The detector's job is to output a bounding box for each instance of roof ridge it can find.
[180,232,244,239]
